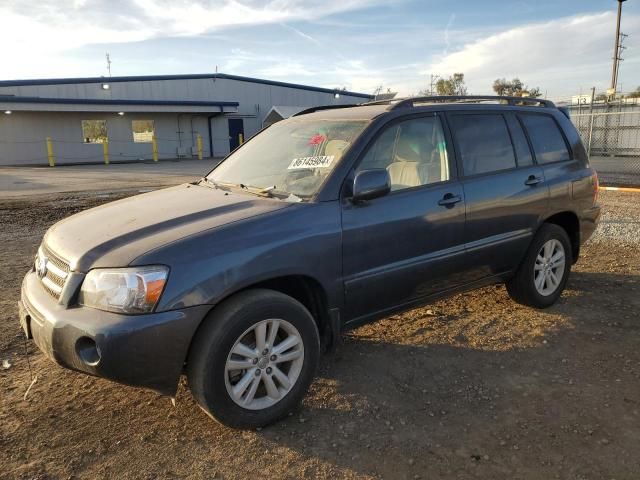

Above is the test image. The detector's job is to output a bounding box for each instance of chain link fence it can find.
[568,104,640,187]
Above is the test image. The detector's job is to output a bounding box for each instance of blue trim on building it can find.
[0,73,373,99]
[0,96,239,108]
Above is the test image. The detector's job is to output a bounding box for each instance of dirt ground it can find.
[1,190,639,480]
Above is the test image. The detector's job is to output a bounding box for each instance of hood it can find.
[44,184,290,271]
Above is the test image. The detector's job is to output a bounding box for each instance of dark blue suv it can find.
[19,96,600,428]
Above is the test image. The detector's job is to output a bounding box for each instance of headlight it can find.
[78,266,169,314]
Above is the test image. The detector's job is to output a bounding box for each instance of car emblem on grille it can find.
[36,253,49,278]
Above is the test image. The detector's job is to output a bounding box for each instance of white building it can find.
[0,73,372,166]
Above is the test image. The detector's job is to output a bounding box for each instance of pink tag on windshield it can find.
[308,134,326,145]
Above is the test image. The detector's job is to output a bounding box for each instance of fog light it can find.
[76,337,101,366]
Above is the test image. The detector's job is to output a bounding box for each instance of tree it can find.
[435,73,468,96]
[492,77,541,98]
[492,78,510,96]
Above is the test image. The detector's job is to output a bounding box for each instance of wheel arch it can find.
[186,274,335,365]
[243,275,333,348]
[541,211,580,263]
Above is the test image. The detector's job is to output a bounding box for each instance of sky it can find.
[1,0,639,100]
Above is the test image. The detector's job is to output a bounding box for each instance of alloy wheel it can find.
[533,239,566,296]
[224,319,304,410]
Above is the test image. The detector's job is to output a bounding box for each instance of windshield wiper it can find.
[258,185,276,194]
[200,178,237,191]
[202,179,300,200]
[238,184,292,199]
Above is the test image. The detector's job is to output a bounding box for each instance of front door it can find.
[228,118,245,152]
[341,114,467,323]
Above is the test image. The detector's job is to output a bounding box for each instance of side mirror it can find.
[352,169,391,202]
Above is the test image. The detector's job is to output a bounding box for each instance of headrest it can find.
[325,140,349,159]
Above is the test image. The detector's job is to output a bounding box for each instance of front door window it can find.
[356,116,450,190]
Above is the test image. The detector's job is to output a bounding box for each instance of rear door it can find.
[341,113,468,323]
[446,111,548,280]
[518,112,577,213]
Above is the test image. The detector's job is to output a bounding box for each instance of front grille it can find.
[36,244,71,300]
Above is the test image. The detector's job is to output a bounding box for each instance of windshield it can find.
[207,117,369,200]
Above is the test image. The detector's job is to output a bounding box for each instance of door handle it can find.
[525,175,542,186]
[438,193,462,207]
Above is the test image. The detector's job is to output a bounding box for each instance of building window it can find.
[81,120,107,144]
[132,120,155,143]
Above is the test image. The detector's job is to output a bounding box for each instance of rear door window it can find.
[519,114,571,164]
[449,114,516,176]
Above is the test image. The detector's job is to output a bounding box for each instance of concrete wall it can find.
[0,111,213,165]
[0,76,369,165]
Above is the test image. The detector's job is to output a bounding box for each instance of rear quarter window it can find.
[506,115,534,167]
[449,114,516,176]
[519,114,571,164]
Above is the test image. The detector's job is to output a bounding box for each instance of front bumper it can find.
[19,271,210,396]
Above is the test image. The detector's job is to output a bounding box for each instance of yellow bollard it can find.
[197,133,203,160]
[239,133,244,145]
[152,134,158,162]
[46,137,55,167]
[102,138,109,165]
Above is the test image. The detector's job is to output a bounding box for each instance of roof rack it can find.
[363,95,556,110]
[292,95,555,118]
[292,104,358,117]
[358,98,399,106]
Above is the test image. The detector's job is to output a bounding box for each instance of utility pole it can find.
[587,86,596,157]
[429,74,440,95]
[614,33,628,94]
[609,0,627,99]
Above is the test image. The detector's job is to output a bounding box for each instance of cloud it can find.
[280,23,323,47]
[443,12,456,55]
[425,11,640,99]
[132,0,386,36]
[0,0,384,79]
[2,3,638,101]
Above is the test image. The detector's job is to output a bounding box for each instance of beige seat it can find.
[426,149,446,182]
[386,142,447,188]
[387,160,425,190]
[324,140,349,160]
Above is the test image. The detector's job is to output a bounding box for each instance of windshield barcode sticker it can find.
[288,155,335,170]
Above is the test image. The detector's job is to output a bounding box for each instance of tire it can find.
[506,223,572,309]
[186,289,320,429]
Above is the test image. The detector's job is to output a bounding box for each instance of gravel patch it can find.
[588,190,640,244]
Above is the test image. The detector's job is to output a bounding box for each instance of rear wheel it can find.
[506,223,572,308]
[187,289,320,429]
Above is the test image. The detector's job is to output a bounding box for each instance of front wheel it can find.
[506,223,572,308]
[187,289,320,429]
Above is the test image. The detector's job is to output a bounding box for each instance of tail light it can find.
[592,171,599,206]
